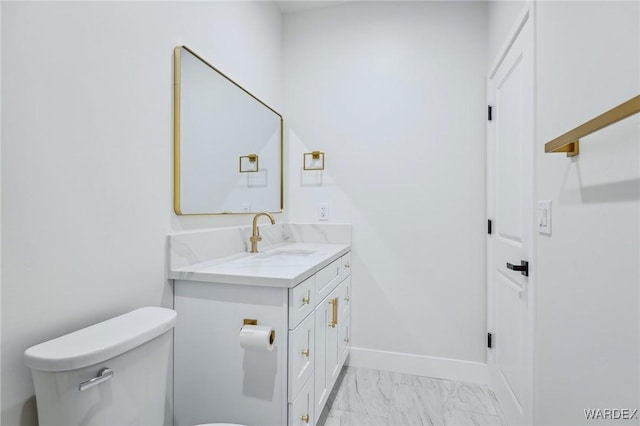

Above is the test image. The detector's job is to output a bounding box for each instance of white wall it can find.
[284,2,489,369]
[1,2,283,425]
[534,1,639,424]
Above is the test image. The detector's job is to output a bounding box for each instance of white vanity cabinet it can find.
[288,254,352,425]
[173,247,351,426]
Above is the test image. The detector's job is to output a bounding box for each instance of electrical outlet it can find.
[318,203,329,221]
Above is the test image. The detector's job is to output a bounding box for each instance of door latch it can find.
[506,260,529,277]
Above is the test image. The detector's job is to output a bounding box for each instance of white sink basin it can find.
[256,248,318,259]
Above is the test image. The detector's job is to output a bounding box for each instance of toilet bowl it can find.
[24,307,247,426]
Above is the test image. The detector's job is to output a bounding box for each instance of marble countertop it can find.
[169,242,351,288]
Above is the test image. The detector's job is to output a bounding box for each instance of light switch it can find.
[537,200,552,236]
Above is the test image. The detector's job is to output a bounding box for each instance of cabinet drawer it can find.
[315,259,341,303]
[338,314,350,367]
[340,252,352,281]
[288,313,315,402]
[289,276,315,329]
[340,276,351,317]
[288,375,314,426]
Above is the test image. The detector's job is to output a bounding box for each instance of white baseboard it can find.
[347,347,490,385]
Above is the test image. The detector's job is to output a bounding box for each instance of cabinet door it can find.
[338,316,350,367]
[340,252,352,281]
[289,276,315,329]
[315,287,342,413]
[315,258,341,303]
[340,276,351,318]
[289,313,315,402]
[314,296,330,412]
[326,285,341,390]
[288,375,314,426]
[338,277,351,367]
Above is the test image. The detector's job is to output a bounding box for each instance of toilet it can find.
[24,307,246,426]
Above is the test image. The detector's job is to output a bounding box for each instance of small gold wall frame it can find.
[303,151,325,171]
[239,154,259,173]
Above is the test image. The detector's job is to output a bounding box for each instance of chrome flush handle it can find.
[79,368,114,392]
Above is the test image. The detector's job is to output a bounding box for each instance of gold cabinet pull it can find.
[344,295,350,302]
[301,348,310,357]
[328,297,339,328]
[344,337,350,343]
[344,262,350,269]
[301,414,310,423]
[302,295,310,305]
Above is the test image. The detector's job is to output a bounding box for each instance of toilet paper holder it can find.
[240,318,276,348]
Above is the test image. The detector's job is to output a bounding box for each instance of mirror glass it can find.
[174,46,283,215]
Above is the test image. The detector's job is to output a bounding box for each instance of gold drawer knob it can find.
[344,337,350,343]
[302,295,310,305]
[301,348,310,357]
[344,296,350,302]
[301,414,309,423]
[344,262,350,269]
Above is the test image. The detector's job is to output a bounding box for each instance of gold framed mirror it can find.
[174,46,283,215]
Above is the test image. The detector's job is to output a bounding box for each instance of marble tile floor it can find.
[317,366,507,426]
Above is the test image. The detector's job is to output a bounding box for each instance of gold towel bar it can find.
[544,95,640,157]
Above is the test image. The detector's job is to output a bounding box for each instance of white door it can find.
[487,10,534,426]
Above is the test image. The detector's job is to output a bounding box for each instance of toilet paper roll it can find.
[239,325,275,352]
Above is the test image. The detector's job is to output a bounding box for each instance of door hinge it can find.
[488,332,493,349]
[488,219,493,235]
[488,105,493,121]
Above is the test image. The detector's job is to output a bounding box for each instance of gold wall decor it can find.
[303,151,325,171]
[239,154,259,173]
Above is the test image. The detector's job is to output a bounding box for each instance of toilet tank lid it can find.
[24,307,177,372]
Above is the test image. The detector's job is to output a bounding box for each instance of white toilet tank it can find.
[24,307,177,426]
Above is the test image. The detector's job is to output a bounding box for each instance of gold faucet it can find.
[250,212,276,253]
